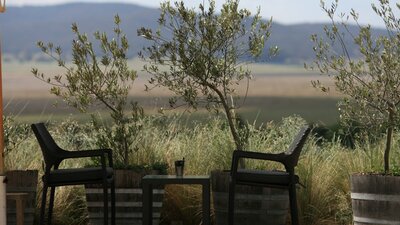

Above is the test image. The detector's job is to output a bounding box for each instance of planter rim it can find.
[351,172,400,177]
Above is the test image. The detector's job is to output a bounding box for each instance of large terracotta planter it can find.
[6,170,38,225]
[351,174,400,224]
[211,170,289,225]
[85,169,165,225]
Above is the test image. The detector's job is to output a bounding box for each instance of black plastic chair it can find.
[228,126,311,225]
[31,123,116,225]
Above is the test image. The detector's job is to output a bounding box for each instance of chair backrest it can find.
[284,126,311,168]
[31,123,64,169]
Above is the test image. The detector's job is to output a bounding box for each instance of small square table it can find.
[142,175,211,225]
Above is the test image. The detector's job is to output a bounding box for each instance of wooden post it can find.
[0,0,5,174]
[0,2,7,225]
[0,0,5,13]
[0,43,7,225]
[0,35,4,176]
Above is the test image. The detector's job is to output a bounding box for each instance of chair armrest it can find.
[60,149,111,158]
[59,149,113,167]
[233,150,286,163]
[231,150,287,175]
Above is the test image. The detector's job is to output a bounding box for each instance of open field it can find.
[2,60,340,125]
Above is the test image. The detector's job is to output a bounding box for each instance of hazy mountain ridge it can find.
[0,3,385,64]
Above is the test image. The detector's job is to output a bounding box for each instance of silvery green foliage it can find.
[309,0,400,173]
[138,0,277,150]
[32,15,142,165]
[3,115,30,154]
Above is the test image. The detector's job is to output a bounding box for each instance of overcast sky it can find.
[6,0,398,28]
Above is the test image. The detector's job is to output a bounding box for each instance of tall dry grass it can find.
[4,114,399,224]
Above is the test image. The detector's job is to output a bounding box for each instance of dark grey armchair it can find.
[31,123,115,225]
[228,126,311,225]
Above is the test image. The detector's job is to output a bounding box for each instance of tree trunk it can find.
[384,109,394,174]
[224,103,243,151]
[210,86,245,168]
[211,87,242,151]
[223,100,248,168]
[384,126,392,174]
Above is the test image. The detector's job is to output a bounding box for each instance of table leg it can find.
[143,183,153,225]
[202,181,211,225]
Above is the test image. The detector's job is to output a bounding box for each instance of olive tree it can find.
[32,15,142,165]
[138,0,276,151]
[309,0,400,173]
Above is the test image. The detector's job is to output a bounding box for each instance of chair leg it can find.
[228,181,236,225]
[111,181,116,225]
[288,184,299,225]
[48,186,56,225]
[40,184,48,225]
[103,181,109,225]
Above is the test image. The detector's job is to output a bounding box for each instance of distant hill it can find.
[0,3,385,64]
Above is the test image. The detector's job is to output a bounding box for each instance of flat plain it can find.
[2,59,340,125]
